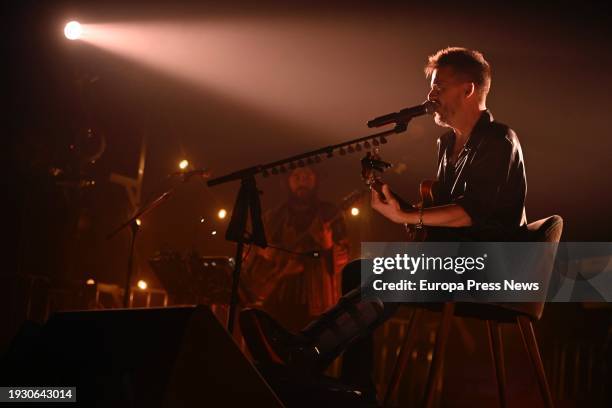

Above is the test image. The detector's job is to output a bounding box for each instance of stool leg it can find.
[487,320,507,408]
[517,316,554,408]
[383,308,422,408]
[422,302,454,408]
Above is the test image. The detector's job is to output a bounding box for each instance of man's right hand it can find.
[371,184,412,224]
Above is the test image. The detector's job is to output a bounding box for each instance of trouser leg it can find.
[297,259,399,376]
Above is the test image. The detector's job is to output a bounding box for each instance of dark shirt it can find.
[431,110,528,241]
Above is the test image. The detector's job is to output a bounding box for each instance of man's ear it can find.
[465,82,476,98]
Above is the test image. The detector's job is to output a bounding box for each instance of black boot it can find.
[240,288,384,374]
[239,308,311,367]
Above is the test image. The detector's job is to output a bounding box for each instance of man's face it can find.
[427,66,470,128]
[288,167,316,199]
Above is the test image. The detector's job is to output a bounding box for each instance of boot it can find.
[240,287,384,375]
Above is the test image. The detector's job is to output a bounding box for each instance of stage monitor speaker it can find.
[2,305,284,408]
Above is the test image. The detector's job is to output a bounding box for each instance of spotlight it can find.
[178,159,189,170]
[64,21,82,40]
[350,207,360,216]
[200,217,205,223]
[217,209,227,219]
[137,280,148,290]
[211,230,217,236]
[86,278,96,286]
[135,218,142,226]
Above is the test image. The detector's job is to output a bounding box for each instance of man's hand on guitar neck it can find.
[371,183,473,228]
[371,184,410,224]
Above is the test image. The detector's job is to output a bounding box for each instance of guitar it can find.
[242,188,366,303]
[360,149,436,241]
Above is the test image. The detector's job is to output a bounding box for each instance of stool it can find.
[383,215,563,408]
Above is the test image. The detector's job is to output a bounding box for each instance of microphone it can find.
[367,100,437,128]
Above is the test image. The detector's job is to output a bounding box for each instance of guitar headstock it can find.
[360,148,392,190]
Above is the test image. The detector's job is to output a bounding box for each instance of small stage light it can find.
[211,230,217,236]
[200,217,205,223]
[86,278,96,286]
[217,209,227,219]
[351,207,360,216]
[179,159,189,170]
[135,218,142,226]
[137,280,148,290]
[64,21,83,40]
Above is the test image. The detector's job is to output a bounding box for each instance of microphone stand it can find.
[208,121,412,333]
[107,172,209,308]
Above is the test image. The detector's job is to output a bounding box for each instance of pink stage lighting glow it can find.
[70,19,430,139]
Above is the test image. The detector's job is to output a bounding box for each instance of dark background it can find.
[6,0,612,287]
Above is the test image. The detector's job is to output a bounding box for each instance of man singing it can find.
[240,47,528,400]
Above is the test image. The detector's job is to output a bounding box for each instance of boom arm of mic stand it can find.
[206,124,408,187]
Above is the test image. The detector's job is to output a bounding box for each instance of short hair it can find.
[425,47,491,96]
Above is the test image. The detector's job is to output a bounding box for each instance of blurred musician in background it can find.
[243,166,350,331]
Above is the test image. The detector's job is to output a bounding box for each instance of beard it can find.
[289,187,316,207]
[433,103,457,128]
[433,112,451,128]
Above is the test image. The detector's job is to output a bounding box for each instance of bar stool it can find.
[383,215,563,408]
